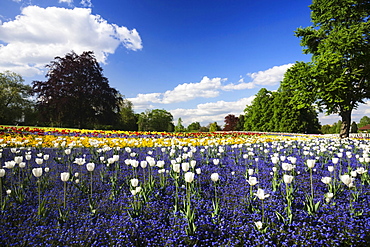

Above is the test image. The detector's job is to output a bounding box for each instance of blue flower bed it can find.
[0,138,369,246]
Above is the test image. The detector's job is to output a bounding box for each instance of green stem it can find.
[63,181,66,209]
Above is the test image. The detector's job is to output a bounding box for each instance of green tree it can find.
[174,118,185,132]
[0,71,34,125]
[235,114,245,131]
[281,0,370,138]
[244,88,320,133]
[187,122,201,132]
[209,122,221,132]
[138,109,174,132]
[350,121,358,133]
[244,88,274,131]
[32,51,122,128]
[358,116,370,128]
[117,98,138,130]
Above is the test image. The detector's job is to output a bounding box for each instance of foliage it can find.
[235,115,245,131]
[187,122,201,132]
[244,88,321,133]
[32,51,122,129]
[116,98,138,131]
[223,114,239,131]
[358,116,370,129]
[209,122,221,132]
[281,0,370,138]
[174,118,186,132]
[350,121,358,133]
[137,109,174,132]
[0,71,35,125]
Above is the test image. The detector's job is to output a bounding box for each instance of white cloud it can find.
[128,76,225,105]
[221,63,294,91]
[80,0,92,7]
[170,97,255,126]
[59,0,74,6]
[247,63,294,86]
[0,6,142,76]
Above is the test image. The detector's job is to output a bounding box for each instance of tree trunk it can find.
[339,110,352,138]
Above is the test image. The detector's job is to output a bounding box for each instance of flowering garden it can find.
[0,126,369,246]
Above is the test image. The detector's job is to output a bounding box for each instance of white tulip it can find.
[0,169,5,177]
[140,161,147,169]
[43,154,49,160]
[306,159,316,169]
[282,163,293,171]
[74,158,86,166]
[254,221,263,230]
[332,157,339,164]
[350,170,357,177]
[61,172,70,182]
[35,158,43,165]
[195,168,201,175]
[211,173,219,182]
[254,188,270,200]
[340,174,354,188]
[248,169,254,176]
[283,174,294,184]
[130,178,139,187]
[184,172,195,183]
[14,156,23,164]
[213,159,220,165]
[181,162,190,172]
[328,166,334,172]
[356,167,368,175]
[44,167,50,173]
[247,176,258,186]
[190,160,196,168]
[64,148,71,155]
[86,163,95,172]
[32,168,43,178]
[321,176,332,185]
[172,163,181,173]
[19,162,26,168]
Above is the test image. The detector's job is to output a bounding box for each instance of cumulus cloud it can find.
[128,76,225,105]
[0,6,142,76]
[221,63,294,91]
[169,97,255,126]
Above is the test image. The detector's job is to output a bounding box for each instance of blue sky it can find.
[1,0,368,127]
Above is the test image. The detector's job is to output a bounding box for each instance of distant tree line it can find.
[1,50,368,134]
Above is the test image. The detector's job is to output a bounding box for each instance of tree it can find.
[358,116,370,128]
[235,115,245,131]
[244,88,274,131]
[32,51,122,128]
[281,0,370,138]
[0,71,34,125]
[223,114,239,131]
[243,88,320,133]
[187,122,201,132]
[209,122,221,132]
[137,109,174,132]
[350,121,358,133]
[174,118,185,132]
[117,98,138,130]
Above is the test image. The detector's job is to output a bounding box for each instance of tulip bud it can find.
[0,169,5,177]
[32,167,43,178]
[130,178,139,187]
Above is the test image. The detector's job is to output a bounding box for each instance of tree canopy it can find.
[32,51,122,128]
[223,114,239,131]
[0,71,34,125]
[137,109,174,132]
[281,0,370,138]
[244,88,321,133]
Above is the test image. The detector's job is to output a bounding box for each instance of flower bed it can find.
[0,127,369,246]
